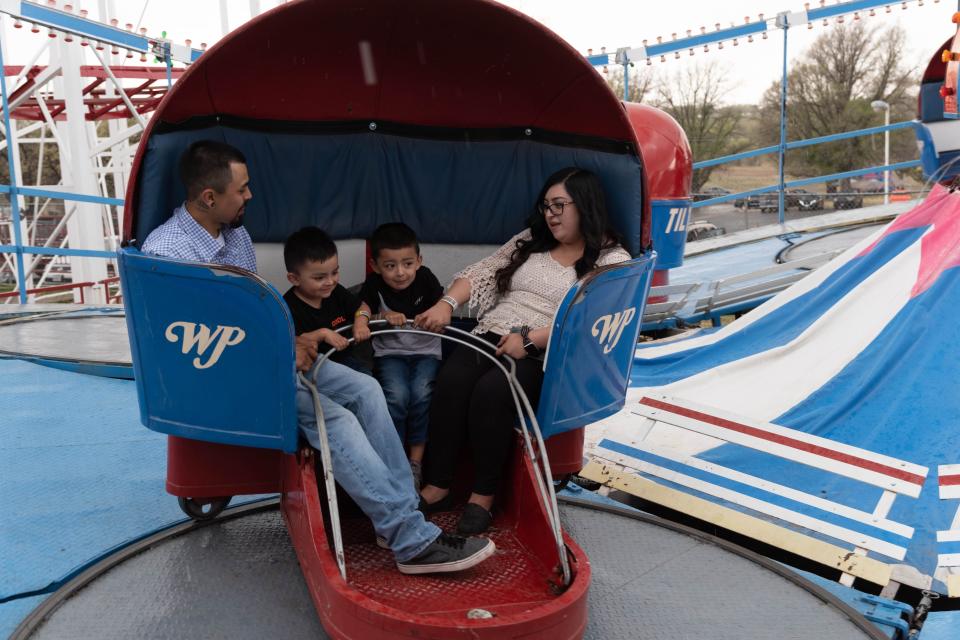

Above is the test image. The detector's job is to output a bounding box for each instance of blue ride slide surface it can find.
[624,188,960,586]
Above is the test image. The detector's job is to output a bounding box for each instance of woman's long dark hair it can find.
[495,167,622,294]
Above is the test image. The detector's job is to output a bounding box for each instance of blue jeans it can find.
[374,355,441,447]
[296,359,440,562]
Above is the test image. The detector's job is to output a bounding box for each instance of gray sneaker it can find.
[396,533,495,575]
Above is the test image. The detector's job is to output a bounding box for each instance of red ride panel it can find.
[166,436,284,498]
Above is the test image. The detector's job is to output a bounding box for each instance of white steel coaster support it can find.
[0,13,33,291]
[52,36,108,301]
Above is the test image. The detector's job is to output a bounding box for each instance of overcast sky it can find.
[1,0,953,104]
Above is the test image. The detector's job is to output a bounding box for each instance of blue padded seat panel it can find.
[920,82,945,123]
[135,126,644,256]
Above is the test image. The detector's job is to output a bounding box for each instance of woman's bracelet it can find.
[440,295,459,311]
[354,309,371,320]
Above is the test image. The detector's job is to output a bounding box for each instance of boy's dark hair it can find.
[284,226,338,272]
[179,140,247,200]
[370,222,420,259]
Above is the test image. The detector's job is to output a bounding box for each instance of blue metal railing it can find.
[691,125,920,212]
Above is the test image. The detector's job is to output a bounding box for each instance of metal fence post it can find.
[777,13,790,224]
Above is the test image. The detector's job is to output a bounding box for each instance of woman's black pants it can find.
[424,332,544,496]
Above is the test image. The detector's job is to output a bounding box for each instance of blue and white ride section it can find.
[585,184,960,598]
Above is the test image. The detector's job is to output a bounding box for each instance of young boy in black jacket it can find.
[283,226,373,375]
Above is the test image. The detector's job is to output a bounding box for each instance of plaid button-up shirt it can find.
[140,204,257,272]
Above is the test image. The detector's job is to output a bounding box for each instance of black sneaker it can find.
[396,533,495,575]
[456,503,493,535]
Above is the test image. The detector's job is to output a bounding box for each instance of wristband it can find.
[354,309,371,320]
[440,295,459,311]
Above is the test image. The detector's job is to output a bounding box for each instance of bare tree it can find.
[604,65,656,104]
[759,22,916,180]
[655,61,748,193]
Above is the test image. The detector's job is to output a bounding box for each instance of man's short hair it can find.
[284,226,338,272]
[179,140,247,200]
[370,222,420,259]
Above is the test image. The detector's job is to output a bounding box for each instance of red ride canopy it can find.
[126,0,646,245]
[150,0,635,138]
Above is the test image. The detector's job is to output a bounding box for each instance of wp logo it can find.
[591,308,637,354]
[165,321,246,369]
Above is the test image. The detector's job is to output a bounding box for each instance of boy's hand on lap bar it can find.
[320,328,349,351]
[384,311,406,326]
[353,319,371,342]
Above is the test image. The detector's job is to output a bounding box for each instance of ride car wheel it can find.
[178,496,231,521]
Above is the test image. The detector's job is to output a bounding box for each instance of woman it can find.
[414,167,631,534]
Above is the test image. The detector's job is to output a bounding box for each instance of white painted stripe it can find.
[632,403,925,497]
[628,235,925,427]
[647,394,928,478]
[873,491,896,520]
[937,554,960,567]
[634,223,888,360]
[598,430,914,538]
[939,464,960,476]
[936,530,960,543]
[596,446,908,561]
[941,485,960,500]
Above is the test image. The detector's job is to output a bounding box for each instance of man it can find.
[141,140,255,272]
[141,140,495,575]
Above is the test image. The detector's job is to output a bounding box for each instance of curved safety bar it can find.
[305,319,573,586]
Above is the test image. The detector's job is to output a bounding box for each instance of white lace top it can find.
[454,229,632,336]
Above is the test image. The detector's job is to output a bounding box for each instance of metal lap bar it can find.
[642,283,701,324]
[936,464,960,597]
[297,371,347,581]
[308,320,572,586]
[691,250,844,319]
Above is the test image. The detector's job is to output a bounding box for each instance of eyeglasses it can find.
[539,200,575,216]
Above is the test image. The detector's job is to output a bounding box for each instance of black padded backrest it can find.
[135,125,644,256]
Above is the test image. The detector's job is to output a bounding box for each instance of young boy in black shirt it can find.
[283,226,373,374]
[359,223,444,489]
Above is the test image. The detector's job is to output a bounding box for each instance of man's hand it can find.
[295,334,319,372]
[320,328,350,351]
[384,311,406,327]
[414,301,453,333]
[495,332,527,359]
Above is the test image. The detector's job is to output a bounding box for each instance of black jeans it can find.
[424,332,544,496]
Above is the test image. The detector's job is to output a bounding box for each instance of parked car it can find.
[686,220,725,242]
[756,189,824,213]
[851,173,903,193]
[693,186,732,202]
[833,193,864,210]
[758,192,782,213]
[734,194,762,209]
[789,189,823,211]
